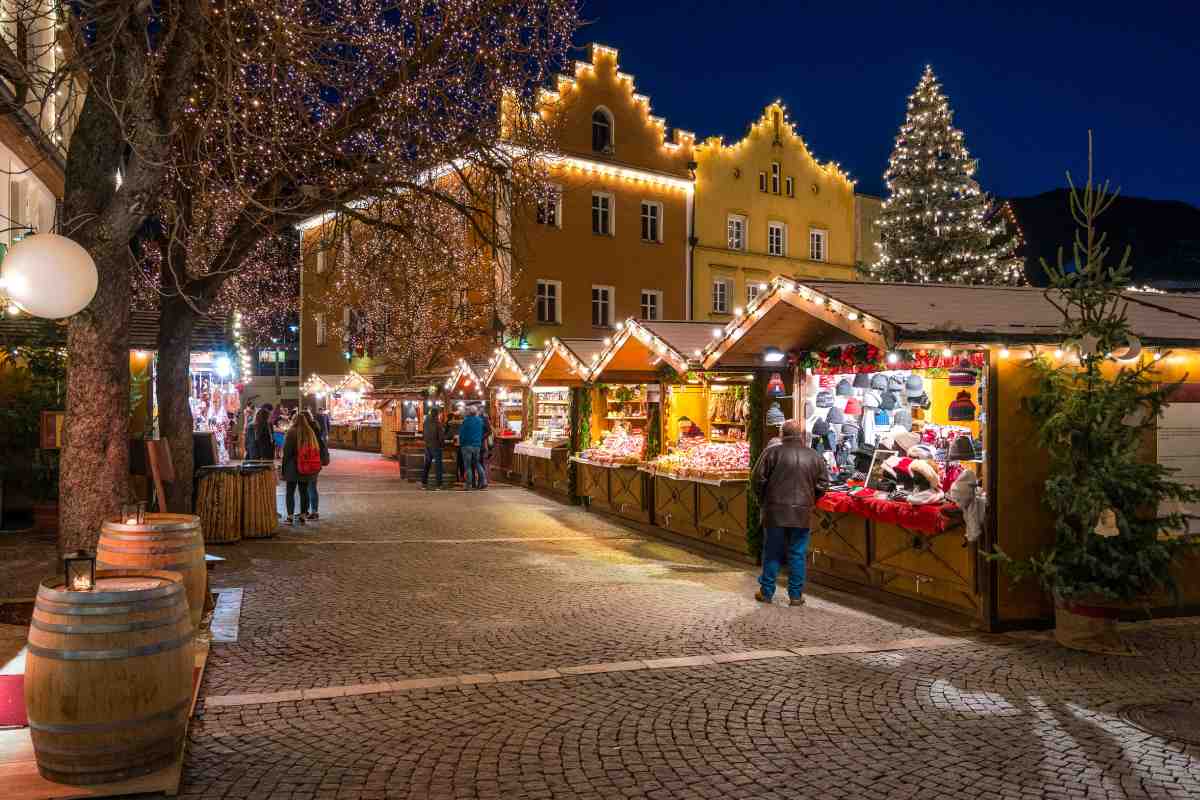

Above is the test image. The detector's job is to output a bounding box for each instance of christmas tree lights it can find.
[868,66,1023,285]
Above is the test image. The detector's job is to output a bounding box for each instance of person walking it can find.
[751,418,829,606]
[300,409,330,519]
[422,406,445,490]
[458,405,485,490]
[251,406,274,462]
[281,410,322,525]
[242,403,257,459]
[476,407,492,489]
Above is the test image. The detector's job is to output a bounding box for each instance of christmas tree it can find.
[869,66,1023,284]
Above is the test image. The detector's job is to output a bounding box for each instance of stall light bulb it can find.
[886,352,899,364]
[733,306,743,317]
[1054,349,1063,358]
[941,348,953,358]
[1000,348,1010,358]
[847,312,859,321]
[711,328,722,338]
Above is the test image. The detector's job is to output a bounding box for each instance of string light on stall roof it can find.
[1000,347,1010,358]
[886,352,900,364]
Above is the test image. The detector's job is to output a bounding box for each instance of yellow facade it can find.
[514,44,695,347]
[691,102,856,322]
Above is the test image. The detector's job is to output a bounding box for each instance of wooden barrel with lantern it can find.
[24,570,193,785]
[97,513,207,628]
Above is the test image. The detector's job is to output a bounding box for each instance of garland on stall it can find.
[791,344,986,375]
[746,371,766,559]
[646,402,661,458]
[567,386,592,503]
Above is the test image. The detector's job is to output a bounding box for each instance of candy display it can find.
[648,440,750,480]
[579,428,645,465]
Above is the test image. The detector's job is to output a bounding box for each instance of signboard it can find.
[39,410,64,449]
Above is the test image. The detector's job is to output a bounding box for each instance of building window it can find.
[315,250,326,274]
[770,162,781,195]
[640,289,662,321]
[712,279,731,314]
[536,187,561,227]
[592,192,613,235]
[810,228,828,262]
[768,222,787,257]
[726,214,746,251]
[746,282,765,304]
[315,313,327,346]
[536,279,562,324]
[785,176,794,197]
[592,108,613,153]
[592,285,614,327]
[640,201,662,242]
[758,172,767,192]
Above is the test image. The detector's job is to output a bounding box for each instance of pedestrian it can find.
[242,403,257,459]
[273,407,289,460]
[458,404,485,490]
[300,409,330,519]
[476,406,492,489]
[750,418,829,606]
[281,410,322,525]
[422,406,445,490]
[252,406,274,462]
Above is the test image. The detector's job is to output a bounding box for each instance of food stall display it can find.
[482,347,541,479]
[189,352,240,464]
[528,387,569,445]
[648,439,750,480]
[326,371,382,451]
[578,426,645,465]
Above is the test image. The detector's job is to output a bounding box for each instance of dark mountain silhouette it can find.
[1005,190,1200,289]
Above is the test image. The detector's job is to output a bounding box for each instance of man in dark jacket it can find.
[422,407,445,489]
[751,418,829,606]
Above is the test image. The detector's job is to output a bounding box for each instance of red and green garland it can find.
[792,345,986,375]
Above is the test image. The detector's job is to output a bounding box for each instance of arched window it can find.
[592,108,613,153]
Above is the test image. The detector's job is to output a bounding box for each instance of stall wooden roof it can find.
[526,338,601,385]
[443,360,487,399]
[334,370,374,394]
[702,277,1200,368]
[587,319,703,380]
[301,374,333,396]
[483,347,538,386]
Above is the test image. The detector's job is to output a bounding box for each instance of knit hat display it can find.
[766,402,786,426]
[894,408,913,430]
[948,435,977,461]
[815,390,834,408]
[863,389,882,409]
[841,418,861,436]
[874,408,890,425]
[804,401,815,418]
[947,390,976,421]
[852,372,872,389]
[819,374,836,389]
[880,391,898,411]
[909,392,932,410]
[826,406,845,424]
[909,459,941,491]
[893,430,920,453]
[907,488,945,506]
[767,372,787,397]
[888,375,905,392]
[949,358,979,387]
[843,397,863,416]
[907,444,936,460]
[811,417,830,437]
[835,378,853,397]
[871,373,890,391]
[904,374,924,398]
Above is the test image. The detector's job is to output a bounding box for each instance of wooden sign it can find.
[145,439,175,512]
[38,410,64,449]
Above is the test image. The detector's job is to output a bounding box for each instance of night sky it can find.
[579,0,1199,205]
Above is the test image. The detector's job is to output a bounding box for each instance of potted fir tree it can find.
[994,141,1199,654]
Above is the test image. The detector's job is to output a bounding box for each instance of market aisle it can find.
[182,450,1198,798]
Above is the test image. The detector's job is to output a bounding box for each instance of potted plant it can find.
[992,141,1199,654]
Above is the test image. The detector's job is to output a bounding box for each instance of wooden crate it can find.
[654,475,699,537]
[609,465,651,524]
[871,520,981,616]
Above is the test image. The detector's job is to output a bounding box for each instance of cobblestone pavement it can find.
[4,450,1200,798]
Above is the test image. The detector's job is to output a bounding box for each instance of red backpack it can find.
[298,443,322,475]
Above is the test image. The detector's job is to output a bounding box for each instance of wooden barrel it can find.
[241,465,278,539]
[196,468,242,544]
[98,514,207,628]
[24,570,193,785]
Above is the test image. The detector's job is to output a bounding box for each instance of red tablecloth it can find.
[816,492,959,534]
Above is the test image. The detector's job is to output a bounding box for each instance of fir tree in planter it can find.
[993,141,1199,653]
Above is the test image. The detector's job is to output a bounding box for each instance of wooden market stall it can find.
[517,338,604,500]
[692,276,1200,630]
[326,371,382,451]
[372,383,432,459]
[481,348,540,480]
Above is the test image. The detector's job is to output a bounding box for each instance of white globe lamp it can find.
[0,233,98,319]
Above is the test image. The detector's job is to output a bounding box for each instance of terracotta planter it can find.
[1054,596,1136,655]
[31,502,58,536]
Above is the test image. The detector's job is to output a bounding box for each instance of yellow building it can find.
[691,102,857,321]
[515,43,695,346]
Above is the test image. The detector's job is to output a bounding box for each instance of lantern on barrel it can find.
[63,550,96,591]
[121,501,147,525]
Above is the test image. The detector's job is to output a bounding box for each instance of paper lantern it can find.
[1,234,98,319]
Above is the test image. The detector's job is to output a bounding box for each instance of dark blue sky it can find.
[579,0,1198,205]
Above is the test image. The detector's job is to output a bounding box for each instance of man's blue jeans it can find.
[461,445,481,488]
[759,526,811,600]
[422,447,443,487]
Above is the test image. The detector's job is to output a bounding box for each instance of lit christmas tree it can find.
[870,66,1023,284]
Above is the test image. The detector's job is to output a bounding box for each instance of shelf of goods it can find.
[491,389,526,477]
[643,439,752,554]
[575,428,650,523]
[518,387,571,496]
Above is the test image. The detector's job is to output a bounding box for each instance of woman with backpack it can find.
[300,409,330,519]
[281,410,326,526]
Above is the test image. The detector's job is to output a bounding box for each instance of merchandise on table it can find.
[579,427,645,465]
[529,387,570,446]
[648,440,750,480]
[493,386,525,438]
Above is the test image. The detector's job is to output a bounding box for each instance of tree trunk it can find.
[157,295,197,512]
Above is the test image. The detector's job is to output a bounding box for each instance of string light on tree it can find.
[867,66,1023,286]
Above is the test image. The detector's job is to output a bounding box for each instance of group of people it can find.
[421,404,493,490]
[243,402,332,526]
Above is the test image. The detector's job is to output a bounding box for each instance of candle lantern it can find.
[121,501,147,525]
[64,551,96,591]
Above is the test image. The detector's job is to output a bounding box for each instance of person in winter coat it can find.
[422,407,445,489]
[477,409,492,488]
[242,403,257,459]
[457,405,486,490]
[750,418,829,606]
[251,407,274,462]
[300,409,330,519]
[281,411,322,525]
